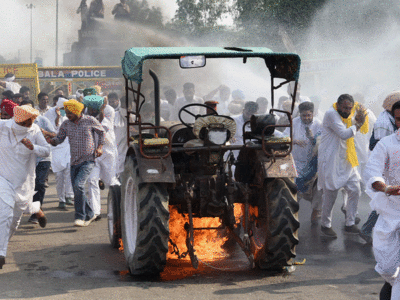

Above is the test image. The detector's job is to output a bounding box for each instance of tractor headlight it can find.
[208,129,228,145]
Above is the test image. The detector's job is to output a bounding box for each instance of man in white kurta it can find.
[318,94,366,238]
[0,106,50,268]
[83,95,119,219]
[363,117,400,298]
[283,102,323,223]
[44,98,74,209]
[108,93,128,176]
[171,82,204,123]
[359,91,400,244]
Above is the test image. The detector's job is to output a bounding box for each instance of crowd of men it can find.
[1,73,400,298]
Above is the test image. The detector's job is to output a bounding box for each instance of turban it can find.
[232,89,245,100]
[64,99,84,115]
[56,97,68,108]
[383,91,400,111]
[228,99,245,115]
[14,105,39,122]
[91,85,102,96]
[75,89,84,99]
[83,95,104,112]
[83,88,97,96]
[0,99,18,117]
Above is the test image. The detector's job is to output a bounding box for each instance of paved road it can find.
[0,173,383,299]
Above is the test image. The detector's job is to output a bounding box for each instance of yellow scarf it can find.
[333,102,369,168]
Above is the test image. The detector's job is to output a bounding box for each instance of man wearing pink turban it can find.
[0,99,18,119]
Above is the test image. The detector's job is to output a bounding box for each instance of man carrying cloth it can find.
[318,94,368,238]
[44,99,105,227]
[0,105,50,269]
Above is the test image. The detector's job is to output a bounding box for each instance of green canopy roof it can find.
[121,47,301,84]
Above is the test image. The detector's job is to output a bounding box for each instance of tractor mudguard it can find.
[131,144,176,183]
[262,154,298,178]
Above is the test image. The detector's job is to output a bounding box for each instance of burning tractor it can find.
[108,47,300,275]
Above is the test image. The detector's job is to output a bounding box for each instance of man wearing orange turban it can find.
[0,105,50,269]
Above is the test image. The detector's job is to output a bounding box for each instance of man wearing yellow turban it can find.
[44,99,105,227]
[0,105,50,269]
[64,99,85,118]
[318,94,367,238]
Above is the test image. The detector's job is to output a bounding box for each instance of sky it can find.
[0,0,178,65]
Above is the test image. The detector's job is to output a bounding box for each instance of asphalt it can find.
[0,173,383,299]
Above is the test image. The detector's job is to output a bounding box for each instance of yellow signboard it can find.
[0,63,40,102]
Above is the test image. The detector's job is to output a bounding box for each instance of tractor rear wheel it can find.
[251,178,299,270]
[120,155,170,275]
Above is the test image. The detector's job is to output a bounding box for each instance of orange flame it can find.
[118,238,124,252]
[167,204,245,261]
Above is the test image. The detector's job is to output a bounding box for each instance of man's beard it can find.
[338,110,350,119]
[302,119,312,125]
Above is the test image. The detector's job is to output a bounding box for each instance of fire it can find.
[118,238,124,252]
[167,204,245,261]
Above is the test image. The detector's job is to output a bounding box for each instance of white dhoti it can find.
[55,164,74,202]
[51,138,72,203]
[0,179,40,257]
[373,214,400,298]
[87,153,120,216]
[321,180,361,228]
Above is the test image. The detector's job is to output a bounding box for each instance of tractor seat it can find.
[193,115,236,141]
[264,136,291,144]
[131,137,169,146]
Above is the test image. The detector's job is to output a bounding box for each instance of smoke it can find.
[0,0,177,66]
[300,0,400,115]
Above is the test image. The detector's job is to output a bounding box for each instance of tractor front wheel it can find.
[120,155,170,275]
[251,178,299,270]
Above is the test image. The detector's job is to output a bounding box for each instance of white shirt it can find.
[171,96,204,123]
[232,114,248,145]
[113,106,128,174]
[354,108,377,168]
[283,117,322,176]
[0,120,50,206]
[364,131,400,216]
[373,110,396,140]
[44,108,71,173]
[317,107,359,190]
[5,81,21,94]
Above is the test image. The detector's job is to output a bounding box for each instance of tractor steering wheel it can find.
[178,103,218,128]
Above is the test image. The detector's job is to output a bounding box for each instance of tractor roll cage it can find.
[122,47,300,159]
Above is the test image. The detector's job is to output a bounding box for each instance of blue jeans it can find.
[361,210,379,236]
[70,161,95,221]
[33,161,51,206]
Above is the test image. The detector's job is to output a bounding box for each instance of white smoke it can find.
[300,0,400,115]
[0,0,177,66]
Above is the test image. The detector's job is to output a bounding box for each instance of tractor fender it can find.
[262,154,298,178]
[127,144,176,184]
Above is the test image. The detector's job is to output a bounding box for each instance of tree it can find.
[233,0,328,49]
[146,6,164,28]
[170,0,230,34]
